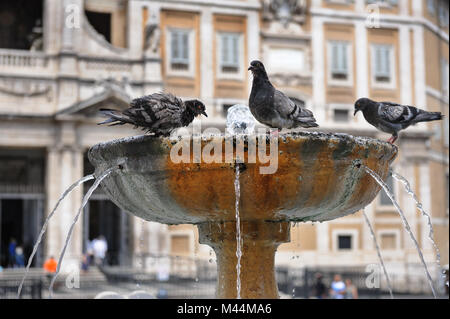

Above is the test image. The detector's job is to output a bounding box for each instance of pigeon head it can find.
[185,99,208,117]
[248,60,268,79]
[354,98,373,116]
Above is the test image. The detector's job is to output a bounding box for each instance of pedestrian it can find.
[81,254,89,273]
[330,274,346,299]
[93,235,108,266]
[312,272,327,299]
[43,256,58,289]
[14,246,25,268]
[345,278,358,299]
[8,238,17,268]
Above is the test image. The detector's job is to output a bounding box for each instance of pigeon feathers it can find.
[98,92,207,137]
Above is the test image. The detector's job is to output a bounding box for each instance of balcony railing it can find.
[0,49,48,69]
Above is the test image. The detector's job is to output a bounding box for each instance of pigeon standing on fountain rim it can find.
[248,60,318,131]
[98,92,207,137]
[354,97,443,144]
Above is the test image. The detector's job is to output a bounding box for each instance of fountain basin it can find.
[88,132,397,298]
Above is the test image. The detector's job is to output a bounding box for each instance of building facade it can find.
[0,0,448,293]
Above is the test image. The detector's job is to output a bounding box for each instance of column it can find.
[247,11,260,96]
[399,25,412,105]
[200,8,214,106]
[413,25,426,109]
[355,21,369,100]
[312,17,326,123]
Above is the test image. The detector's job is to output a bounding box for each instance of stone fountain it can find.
[88,131,397,299]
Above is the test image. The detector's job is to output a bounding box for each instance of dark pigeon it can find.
[354,97,443,144]
[98,92,207,137]
[248,60,318,131]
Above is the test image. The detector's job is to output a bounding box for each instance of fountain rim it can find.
[88,131,398,164]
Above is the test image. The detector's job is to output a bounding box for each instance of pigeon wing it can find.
[273,90,317,127]
[378,102,417,124]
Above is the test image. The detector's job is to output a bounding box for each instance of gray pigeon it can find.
[98,92,207,137]
[354,97,443,144]
[248,60,318,131]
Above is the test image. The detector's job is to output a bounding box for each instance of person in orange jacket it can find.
[43,256,57,273]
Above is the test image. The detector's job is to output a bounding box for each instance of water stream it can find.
[234,164,242,299]
[364,166,437,298]
[48,166,118,298]
[391,171,442,274]
[17,174,95,298]
[362,210,394,299]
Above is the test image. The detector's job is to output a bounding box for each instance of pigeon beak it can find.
[354,109,359,116]
[202,111,208,117]
[248,66,254,71]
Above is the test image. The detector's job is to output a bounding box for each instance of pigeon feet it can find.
[387,135,398,144]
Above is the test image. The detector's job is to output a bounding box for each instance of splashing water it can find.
[234,165,242,299]
[226,104,256,135]
[364,166,437,298]
[17,174,95,298]
[48,166,118,298]
[391,171,442,274]
[362,210,394,299]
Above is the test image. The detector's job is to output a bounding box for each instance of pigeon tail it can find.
[98,108,133,126]
[413,111,443,123]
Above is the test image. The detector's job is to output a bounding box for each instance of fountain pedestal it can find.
[199,221,290,299]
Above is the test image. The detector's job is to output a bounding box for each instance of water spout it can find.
[362,210,394,299]
[234,164,242,299]
[48,166,118,298]
[17,174,95,298]
[364,166,437,298]
[391,171,442,274]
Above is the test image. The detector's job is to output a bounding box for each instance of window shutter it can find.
[170,29,189,65]
[232,35,239,65]
[171,31,179,61]
[331,42,348,75]
[220,33,240,69]
[374,45,391,78]
[181,32,189,61]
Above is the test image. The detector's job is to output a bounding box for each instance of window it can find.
[439,6,449,27]
[379,173,394,206]
[441,59,449,97]
[330,41,349,80]
[328,41,352,85]
[219,33,240,73]
[170,29,190,71]
[366,0,398,6]
[380,233,397,250]
[427,0,436,15]
[333,109,349,123]
[86,11,111,43]
[371,44,395,88]
[337,235,352,250]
